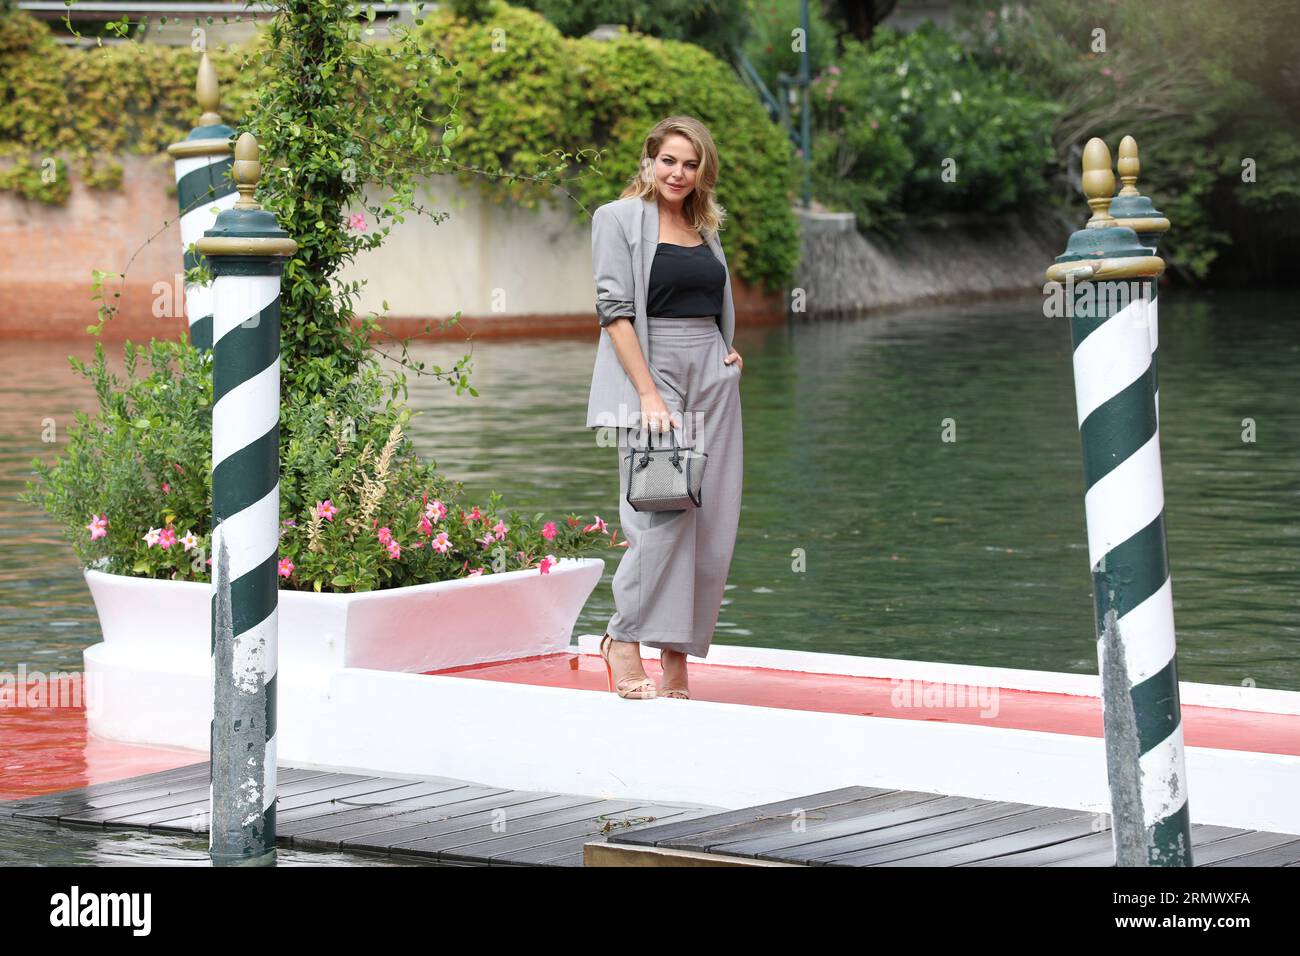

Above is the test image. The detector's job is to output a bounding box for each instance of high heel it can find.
[600,634,656,699]
[659,648,691,699]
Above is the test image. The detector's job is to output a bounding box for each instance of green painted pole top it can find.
[196,134,298,261]
[1108,136,1171,239]
[1046,137,1163,284]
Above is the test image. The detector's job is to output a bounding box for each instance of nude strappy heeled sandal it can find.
[600,634,657,699]
[659,649,690,699]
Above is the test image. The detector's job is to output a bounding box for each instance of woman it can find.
[585,115,744,700]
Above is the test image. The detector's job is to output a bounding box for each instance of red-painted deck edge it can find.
[425,652,1300,758]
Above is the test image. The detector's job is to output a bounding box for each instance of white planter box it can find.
[83,557,605,673]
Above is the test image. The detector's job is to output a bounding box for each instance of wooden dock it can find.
[591,786,1300,867]
[5,768,1298,866]
[0,761,719,867]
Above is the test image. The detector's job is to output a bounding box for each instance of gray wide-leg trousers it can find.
[605,314,744,659]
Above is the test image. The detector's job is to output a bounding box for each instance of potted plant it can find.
[23,337,617,670]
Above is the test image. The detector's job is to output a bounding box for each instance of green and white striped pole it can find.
[196,132,296,866]
[166,53,236,351]
[1045,137,1192,867]
[1109,136,1170,424]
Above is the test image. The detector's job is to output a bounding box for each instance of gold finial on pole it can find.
[232,132,262,210]
[1082,137,1116,228]
[1117,135,1141,196]
[197,53,223,127]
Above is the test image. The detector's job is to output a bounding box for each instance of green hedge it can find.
[0,3,798,291]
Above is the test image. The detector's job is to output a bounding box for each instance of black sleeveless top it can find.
[647,241,726,319]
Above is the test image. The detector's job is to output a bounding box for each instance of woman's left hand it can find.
[723,350,743,375]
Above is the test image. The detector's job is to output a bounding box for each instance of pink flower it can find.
[431,531,451,554]
[348,212,368,232]
[492,520,508,541]
[1101,66,1112,77]
[583,515,607,534]
[418,514,433,537]
[142,527,161,548]
[541,521,557,541]
[157,527,177,550]
[161,482,170,493]
[180,530,199,552]
[86,514,109,540]
[828,65,840,75]
[278,558,294,578]
[316,499,339,522]
[462,505,483,524]
[425,499,447,522]
[478,531,496,550]
[386,540,401,560]
[467,567,485,577]
[538,554,558,574]
[870,120,879,130]
[377,526,393,547]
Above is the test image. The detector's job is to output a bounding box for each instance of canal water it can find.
[1,288,1296,861]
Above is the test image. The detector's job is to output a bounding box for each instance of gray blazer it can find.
[585,195,736,430]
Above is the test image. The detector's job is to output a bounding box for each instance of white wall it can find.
[341,180,597,322]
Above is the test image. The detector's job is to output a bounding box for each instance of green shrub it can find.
[809,24,1059,231]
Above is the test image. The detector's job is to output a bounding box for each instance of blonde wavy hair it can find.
[619,115,727,242]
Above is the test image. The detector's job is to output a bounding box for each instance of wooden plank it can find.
[277,785,493,840]
[825,806,1085,866]
[56,770,353,826]
[604,786,884,847]
[653,790,951,854]
[964,829,1116,866]
[257,779,469,826]
[346,794,600,854]
[762,800,1042,864]
[120,775,440,831]
[712,795,998,859]
[6,763,217,819]
[1205,839,1300,867]
[1195,832,1300,865]
[292,788,533,850]
[984,823,1248,868]
[18,767,324,824]
[506,809,714,865]
[442,803,686,864]
[386,796,622,859]
[870,811,1098,866]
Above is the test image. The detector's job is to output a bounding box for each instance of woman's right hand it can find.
[639,391,680,436]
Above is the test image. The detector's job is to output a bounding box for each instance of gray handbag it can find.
[624,425,708,512]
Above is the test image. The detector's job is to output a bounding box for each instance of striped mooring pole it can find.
[195,132,297,865]
[1045,137,1193,866]
[1108,136,1170,423]
[166,53,237,351]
